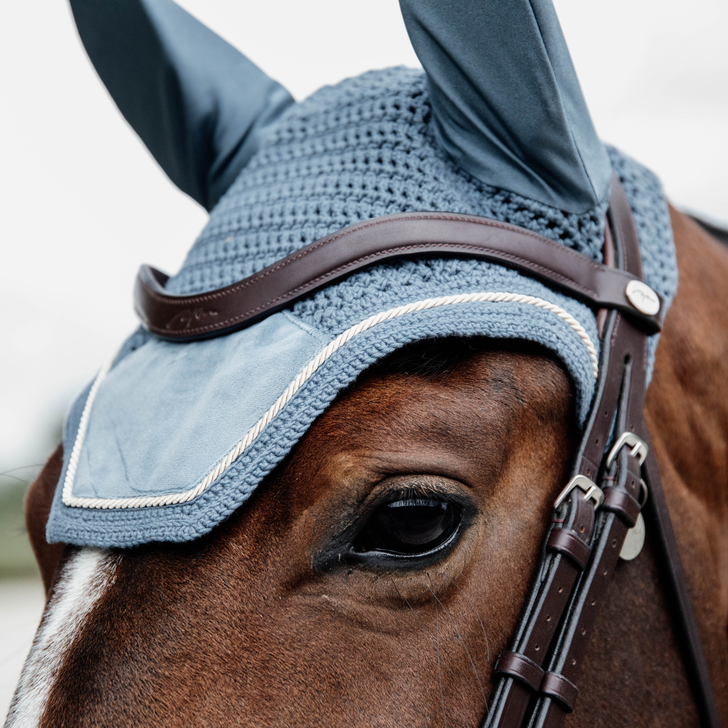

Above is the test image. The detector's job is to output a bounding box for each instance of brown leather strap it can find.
[484,178,648,728]
[533,443,645,728]
[540,672,578,713]
[485,492,596,728]
[134,211,665,341]
[487,177,719,728]
[527,179,721,728]
[642,448,723,728]
[494,652,544,692]
[534,440,722,728]
[570,179,649,485]
[602,486,641,528]
[521,304,646,728]
[526,179,655,728]
[546,528,591,569]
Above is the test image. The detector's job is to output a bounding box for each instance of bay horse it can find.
[8,207,728,726]
[6,0,728,725]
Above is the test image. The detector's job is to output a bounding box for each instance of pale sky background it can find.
[1,0,727,479]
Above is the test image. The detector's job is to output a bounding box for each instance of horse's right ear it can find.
[399,0,611,214]
[69,0,294,211]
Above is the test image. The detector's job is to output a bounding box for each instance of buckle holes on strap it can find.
[579,525,585,533]
[558,586,563,593]
[581,628,587,636]
[612,538,618,548]
[546,615,552,622]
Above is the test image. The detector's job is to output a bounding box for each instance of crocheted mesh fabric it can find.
[167,67,608,296]
[166,66,675,377]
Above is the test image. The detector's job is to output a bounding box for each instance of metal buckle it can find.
[554,475,604,511]
[605,432,648,469]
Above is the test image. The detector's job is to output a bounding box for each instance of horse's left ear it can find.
[69,0,294,211]
[399,0,612,214]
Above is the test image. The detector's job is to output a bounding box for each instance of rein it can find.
[134,178,720,727]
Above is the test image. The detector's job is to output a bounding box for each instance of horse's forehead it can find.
[216,347,574,522]
[305,346,568,443]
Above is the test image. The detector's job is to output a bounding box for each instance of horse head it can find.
[8,1,728,726]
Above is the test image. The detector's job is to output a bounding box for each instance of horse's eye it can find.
[354,499,461,556]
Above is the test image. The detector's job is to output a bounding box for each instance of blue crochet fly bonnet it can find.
[48,0,677,546]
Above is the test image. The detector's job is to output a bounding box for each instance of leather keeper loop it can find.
[540,671,579,713]
[602,487,641,528]
[546,528,591,570]
[494,652,544,692]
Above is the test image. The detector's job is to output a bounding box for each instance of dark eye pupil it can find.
[355,499,459,556]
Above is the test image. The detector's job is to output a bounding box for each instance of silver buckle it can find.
[554,475,604,510]
[606,432,648,469]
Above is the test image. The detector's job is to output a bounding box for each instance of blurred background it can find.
[1,0,726,717]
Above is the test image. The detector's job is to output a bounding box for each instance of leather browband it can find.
[135,212,665,342]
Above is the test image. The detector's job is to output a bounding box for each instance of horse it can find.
[7,206,726,726]
[6,0,728,726]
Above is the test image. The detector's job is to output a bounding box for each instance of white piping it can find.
[62,292,598,510]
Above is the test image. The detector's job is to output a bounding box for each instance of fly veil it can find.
[51,1,718,725]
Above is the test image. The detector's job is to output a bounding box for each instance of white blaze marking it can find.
[4,548,117,728]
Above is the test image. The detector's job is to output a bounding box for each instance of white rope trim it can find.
[63,292,598,509]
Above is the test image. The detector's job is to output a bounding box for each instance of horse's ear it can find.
[69,0,294,211]
[399,0,611,214]
[26,445,65,596]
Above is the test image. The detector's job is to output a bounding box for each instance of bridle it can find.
[483,182,720,728]
[135,177,721,727]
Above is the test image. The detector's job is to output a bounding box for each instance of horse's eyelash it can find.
[382,486,448,504]
[369,483,471,514]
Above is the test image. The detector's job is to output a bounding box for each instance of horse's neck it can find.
[648,208,728,517]
[594,206,728,723]
[647,207,728,586]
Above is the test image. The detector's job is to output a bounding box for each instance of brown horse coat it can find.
[14,207,728,726]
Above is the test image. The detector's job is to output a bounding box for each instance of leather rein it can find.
[134,177,721,727]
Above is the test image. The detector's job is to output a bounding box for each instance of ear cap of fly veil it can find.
[398,0,612,214]
[46,0,677,547]
[69,0,294,211]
